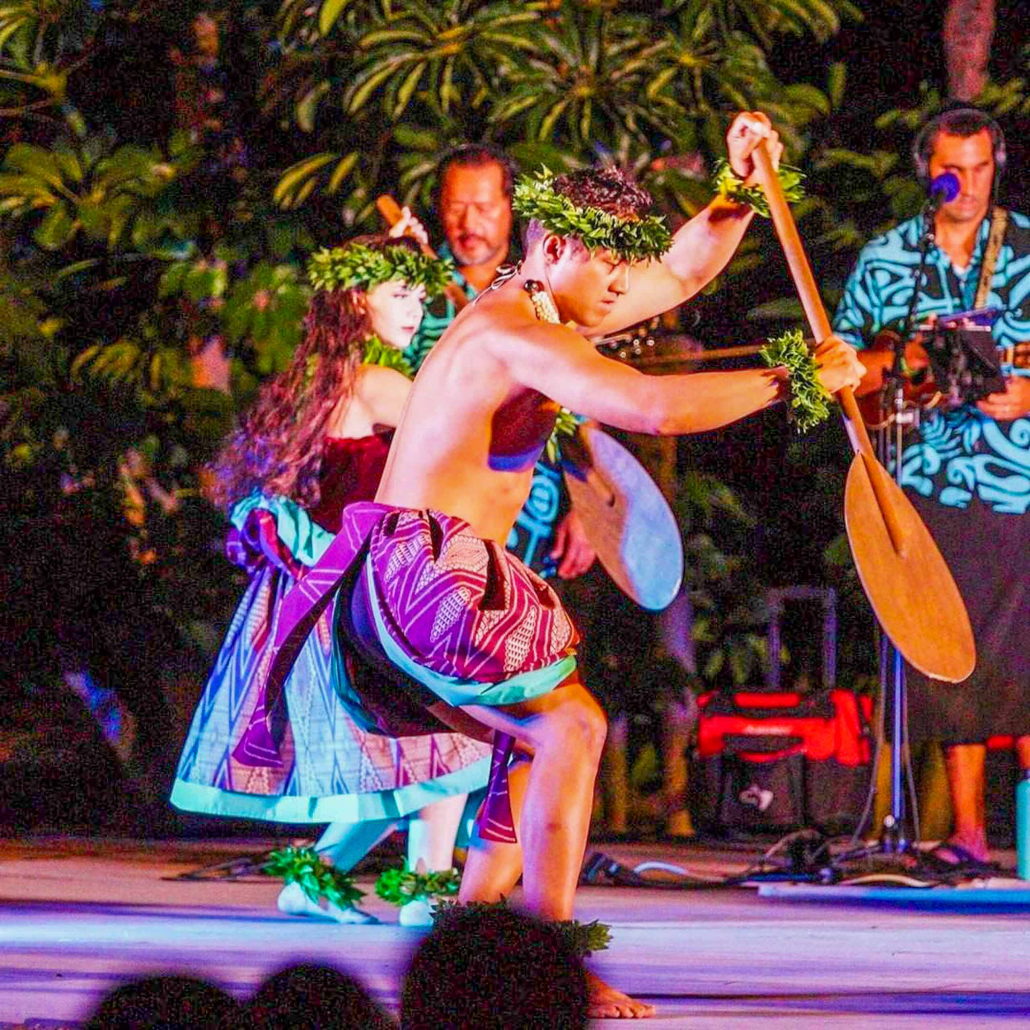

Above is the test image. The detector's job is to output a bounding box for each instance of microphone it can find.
[926,171,960,211]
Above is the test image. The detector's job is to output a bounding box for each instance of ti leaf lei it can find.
[363,335,413,377]
[760,327,832,432]
[512,169,671,262]
[307,242,454,297]
[303,335,413,391]
[545,406,581,464]
[432,898,612,958]
[264,845,365,909]
[711,159,806,218]
[375,864,461,906]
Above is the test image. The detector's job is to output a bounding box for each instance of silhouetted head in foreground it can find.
[401,906,589,1030]
[84,974,240,1029]
[247,962,392,1029]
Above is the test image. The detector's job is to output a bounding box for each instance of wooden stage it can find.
[1,837,1029,1027]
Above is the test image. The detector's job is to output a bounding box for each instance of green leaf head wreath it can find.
[307,242,454,297]
[512,169,672,263]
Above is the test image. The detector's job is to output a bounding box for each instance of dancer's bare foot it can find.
[586,971,656,1019]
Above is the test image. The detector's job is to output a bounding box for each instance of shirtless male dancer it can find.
[317,112,863,1018]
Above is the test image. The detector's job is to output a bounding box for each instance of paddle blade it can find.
[845,456,975,683]
[562,425,684,611]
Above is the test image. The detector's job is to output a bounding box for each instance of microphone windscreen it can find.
[929,171,960,202]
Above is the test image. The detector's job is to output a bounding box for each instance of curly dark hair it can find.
[552,166,654,219]
[206,234,419,513]
[523,166,655,250]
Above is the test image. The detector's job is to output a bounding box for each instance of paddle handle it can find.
[376,194,469,311]
[751,141,908,556]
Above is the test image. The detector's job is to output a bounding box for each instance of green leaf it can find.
[326,151,359,194]
[158,261,189,298]
[32,203,76,250]
[273,153,337,206]
[318,0,354,36]
[783,82,831,116]
[827,61,846,109]
[703,651,725,680]
[393,60,426,118]
[346,62,399,114]
[296,80,330,133]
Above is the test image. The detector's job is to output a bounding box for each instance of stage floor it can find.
[1,837,1029,1028]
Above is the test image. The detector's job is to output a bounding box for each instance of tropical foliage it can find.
[269,0,862,223]
[6,0,1026,716]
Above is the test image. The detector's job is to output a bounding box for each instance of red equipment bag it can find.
[690,689,873,835]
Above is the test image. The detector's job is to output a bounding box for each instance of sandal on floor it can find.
[923,842,1006,877]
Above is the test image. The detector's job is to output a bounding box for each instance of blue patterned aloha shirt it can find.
[833,211,1030,515]
[404,247,566,576]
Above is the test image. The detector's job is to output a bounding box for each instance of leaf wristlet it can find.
[264,844,365,909]
[712,159,805,218]
[760,327,832,433]
[432,899,612,958]
[375,864,461,906]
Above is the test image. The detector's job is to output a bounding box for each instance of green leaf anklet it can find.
[760,327,832,433]
[375,864,461,906]
[712,159,805,218]
[432,899,612,958]
[264,845,365,909]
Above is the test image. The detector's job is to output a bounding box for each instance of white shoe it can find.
[276,882,378,924]
[398,897,434,927]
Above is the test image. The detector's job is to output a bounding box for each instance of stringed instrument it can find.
[857,328,1030,427]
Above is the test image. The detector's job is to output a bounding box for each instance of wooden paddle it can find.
[376,194,470,312]
[560,423,684,611]
[751,140,975,683]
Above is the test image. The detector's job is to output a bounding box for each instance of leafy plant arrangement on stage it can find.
[432,898,612,957]
[760,328,832,432]
[265,845,365,909]
[375,864,461,907]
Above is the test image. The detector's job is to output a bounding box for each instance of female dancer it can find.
[170,234,491,924]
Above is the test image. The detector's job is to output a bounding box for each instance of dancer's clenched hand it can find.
[549,510,596,580]
[726,111,782,182]
[813,335,864,395]
[388,205,430,248]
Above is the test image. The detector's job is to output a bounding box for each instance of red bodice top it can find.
[307,433,392,533]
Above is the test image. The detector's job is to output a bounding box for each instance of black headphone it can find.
[911,104,1007,188]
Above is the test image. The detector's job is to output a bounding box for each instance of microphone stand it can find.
[879,207,935,853]
[827,205,939,874]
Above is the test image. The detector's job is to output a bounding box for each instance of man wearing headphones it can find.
[834,106,1030,872]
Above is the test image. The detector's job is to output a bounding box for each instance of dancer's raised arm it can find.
[578,112,783,336]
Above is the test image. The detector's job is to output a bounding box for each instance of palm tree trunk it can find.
[943,0,995,101]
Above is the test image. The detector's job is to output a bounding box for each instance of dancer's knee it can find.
[545,686,607,760]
